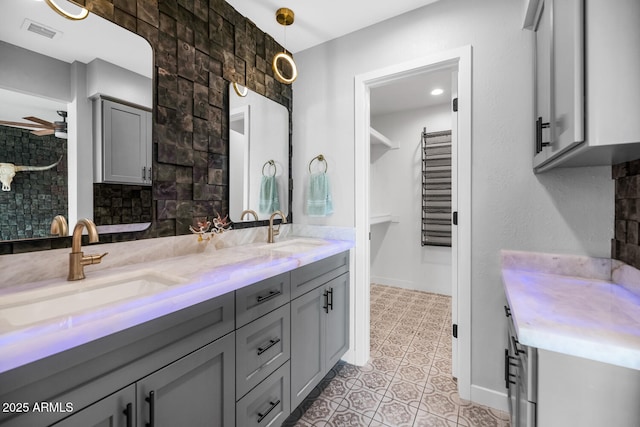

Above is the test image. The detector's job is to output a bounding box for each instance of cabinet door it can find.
[290,286,325,409]
[102,99,152,185]
[137,333,235,427]
[533,0,552,166]
[550,0,584,155]
[325,273,350,369]
[51,385,135,427]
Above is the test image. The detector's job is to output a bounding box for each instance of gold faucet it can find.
[68,219,108,281]
[50,215,68,237]
[241,209,258,221]
[267,210,287,243]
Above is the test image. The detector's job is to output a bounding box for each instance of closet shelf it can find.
[370,127,398,150]
[370,213,393,225]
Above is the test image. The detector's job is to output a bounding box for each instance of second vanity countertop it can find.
[0,234,354,375]
[502,250,640,370]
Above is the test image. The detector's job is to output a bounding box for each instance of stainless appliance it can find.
[505,305,537,427]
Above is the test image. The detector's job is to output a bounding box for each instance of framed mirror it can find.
[0,0,153,242]
[229,83,290,221]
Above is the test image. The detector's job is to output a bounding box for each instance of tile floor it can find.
[282,284,510,427]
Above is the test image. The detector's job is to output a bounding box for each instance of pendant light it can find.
[45,0,89,21]
[272,8,298,85]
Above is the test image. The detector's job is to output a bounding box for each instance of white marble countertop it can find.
[502,250,640,370]
[0,234,353,374]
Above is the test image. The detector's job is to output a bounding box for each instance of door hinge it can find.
[452,97,458,112]
[452,211,458,225]
[368,231,371,240]
[452,324,458,338]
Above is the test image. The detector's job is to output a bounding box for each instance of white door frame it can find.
[353,45,472,400]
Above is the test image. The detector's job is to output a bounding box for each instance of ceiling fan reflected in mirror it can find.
[0,110,68,139]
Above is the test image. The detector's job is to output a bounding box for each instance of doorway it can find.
[352,46,472,400]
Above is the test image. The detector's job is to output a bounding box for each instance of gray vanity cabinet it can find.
[51,385,135,427]
[290,268,350,409]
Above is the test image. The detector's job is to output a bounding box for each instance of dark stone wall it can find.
[0,0,292,253]
[0,126,67,241]
[74,0,293,238]
[612,159,640,269]
[93,183,153,225]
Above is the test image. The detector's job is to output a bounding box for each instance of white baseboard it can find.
[470,384,509,412]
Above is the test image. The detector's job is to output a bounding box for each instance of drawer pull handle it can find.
[323,290,329,313]
[535,116,551,153]
[503,305,511,317]
[123,402,133,427]
[257,400,280,423]
[257,290,282,303]
[257,337,281,355]
[511,336,526,356]
[328,287,334,311]
[145,391,155,427]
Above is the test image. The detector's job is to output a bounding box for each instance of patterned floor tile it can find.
[299,396,341,425]
[419,384,460,423]
[371,395,419,427]
[340,386,385,418]
[394,359,431,386]
[384,378,424,408]
[457,401,510,427]
[413,408,458,427]
[318,375,353,404]
[326,404,374,427]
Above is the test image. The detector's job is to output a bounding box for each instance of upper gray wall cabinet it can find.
[525,0,640,172]
[94,98,152,186]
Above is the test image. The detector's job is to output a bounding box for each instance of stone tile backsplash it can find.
[612,158,640,269]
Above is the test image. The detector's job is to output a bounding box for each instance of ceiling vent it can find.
[21,19,62,40]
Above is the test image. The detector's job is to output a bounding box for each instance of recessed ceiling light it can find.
[431,88,444,96]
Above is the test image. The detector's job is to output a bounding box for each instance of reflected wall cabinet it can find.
[94,97,152,185]
[525,0,640,172]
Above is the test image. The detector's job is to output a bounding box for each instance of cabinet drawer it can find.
[291,251,349,299]
[236,361,290,427]
[236,304,290,399]
[236,272,290,327]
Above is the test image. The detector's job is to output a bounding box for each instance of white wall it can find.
[292,0,614,405]
[370,104,452,295]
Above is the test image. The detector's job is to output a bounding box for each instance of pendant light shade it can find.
[272,8,297,85]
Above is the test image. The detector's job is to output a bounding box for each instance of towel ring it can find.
[262,160,277,177]
[308,154,328,173]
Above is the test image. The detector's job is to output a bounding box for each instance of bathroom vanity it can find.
[501,250,640,427]
[0,234,352,427]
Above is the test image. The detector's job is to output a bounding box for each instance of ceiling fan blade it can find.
[23,116,55,128]
[0,120,48,129]
[31,129,55,136]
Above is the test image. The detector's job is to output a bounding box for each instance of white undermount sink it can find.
[264,238,326,253]
[0,270,186,327]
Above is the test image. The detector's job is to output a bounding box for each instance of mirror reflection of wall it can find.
[0,0,153,242]
[229,84,289,221]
